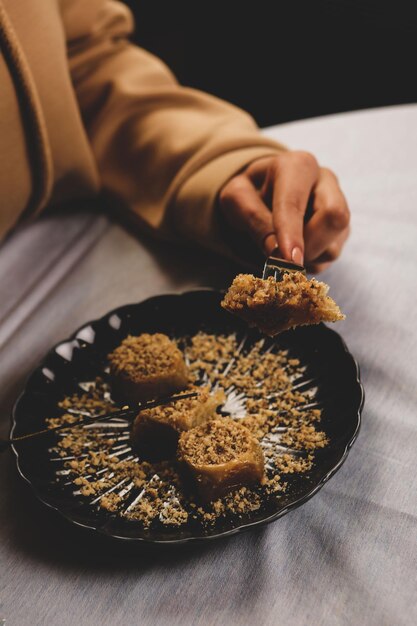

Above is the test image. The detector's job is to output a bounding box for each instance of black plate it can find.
[11,289,364,544]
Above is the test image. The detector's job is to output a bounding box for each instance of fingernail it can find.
[291,246,304,265]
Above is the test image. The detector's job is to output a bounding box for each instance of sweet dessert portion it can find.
[132,386,225,460]
[108,333,189,404]
[221,272,344,336]
[178,418,265,502]
[52,330,329,528]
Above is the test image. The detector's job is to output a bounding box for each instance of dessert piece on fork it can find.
[221,255,344,336]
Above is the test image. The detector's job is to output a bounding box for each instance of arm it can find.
[62,0,286,261]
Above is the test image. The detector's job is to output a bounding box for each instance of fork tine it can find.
[263,255,306,282]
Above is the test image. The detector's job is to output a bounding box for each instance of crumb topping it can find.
[179,418,256,465]
[108,333,185,381]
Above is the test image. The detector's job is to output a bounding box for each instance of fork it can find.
[0,391,198,452]
[262,252,306,281]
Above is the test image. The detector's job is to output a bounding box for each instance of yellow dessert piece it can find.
[221,272,344,336]
[132,386,225,460]
[108,333,189,404]
[178,418,265,502]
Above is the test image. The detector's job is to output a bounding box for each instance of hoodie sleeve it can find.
[63,0,286,259]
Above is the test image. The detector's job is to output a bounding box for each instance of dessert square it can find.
[178,418,265,502]
[108,333,189,404]
[132,386,225,460]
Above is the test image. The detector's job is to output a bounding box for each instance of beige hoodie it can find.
[0,0,285,257]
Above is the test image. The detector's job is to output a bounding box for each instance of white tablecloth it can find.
[0,105,416,626]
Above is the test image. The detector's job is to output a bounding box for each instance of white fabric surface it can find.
[0,105,416,626]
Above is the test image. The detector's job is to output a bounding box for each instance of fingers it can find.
[305,230,349,273]
[303,168,350,263]
[218,175,276,254]
[312,228,350,263]
[219,154,350,271]
[262,232,279,255]
[305,261,332,274]
[270,152,320,264]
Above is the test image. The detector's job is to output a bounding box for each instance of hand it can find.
[218,151,350,272]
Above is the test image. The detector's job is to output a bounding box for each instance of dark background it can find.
[123,0,416,127]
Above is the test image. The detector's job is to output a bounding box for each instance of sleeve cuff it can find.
[170,143,286,267]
